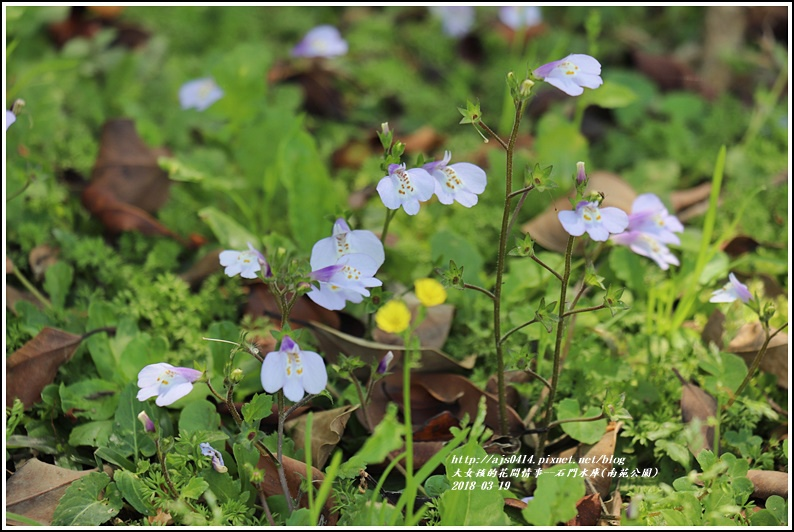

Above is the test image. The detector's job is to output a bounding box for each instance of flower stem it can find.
[531,255,563,282]
[562,303,607,318]
[12,268,52,309]
[463,283,495,300]
[478,120,509,151]
[500,318,538,346]
[350,371,373,430]
[401,331,417,522]
[276,391,295,513]
[380,208,397,245]
[490,100,525,436]
[725,322,788,410]
[535,235,575,457]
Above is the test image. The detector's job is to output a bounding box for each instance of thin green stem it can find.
[276,391,295,513]
[350,371,373,430]
[225,385,244,429]
[525,368,551,390]
[531,255,563,282]
[507,184,535,200]
[12,268,52,309]
[505,186,533,239]
[535,235,575,457]
[380,209,397,245]
[500,318,538,346]
[490,101,525,436]
[463,283,495,300]
[725,322,788,410]
[546,412,605,431]
[401,331,416,523]
[205,379,226,403]
[562,303,606,318]
[478,120,509,151]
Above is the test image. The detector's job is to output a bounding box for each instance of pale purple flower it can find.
[377,163,435,215]
[499,6,542,30]
[423,151,487,208]
[199,442,227,473]
[558,200,628,241]
[377,351,394,375]
[307,253,382,311]
[534,54,603,97]
[6,110,16,130]
[261,336,327,402]
[137,411,155,432]
[310,218,385,270]
[179,77,223,111]
[219,242,270,279]
[292,25,348,58]
[137,363,203,407]
[611,231,680,271]
[710,273,752,304]
[430,6,475,37]
[625,193,684,245]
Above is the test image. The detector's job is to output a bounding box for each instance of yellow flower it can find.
[375,300,411,334]
[414,278,447,307]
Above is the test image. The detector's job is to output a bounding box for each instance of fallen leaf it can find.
[412,411,461,442]
[7,328,85,409]
[29,245,60,282]
[6,284,45,314]
[366,372,524,437]
[48,6,148,49]
[286,405,359,469]
[178,249,223,288]
[721,235,761,257]
[555,422,623,498]
[670,181,712,211]
[82,119,196,247]
[632,50,706,95]
[673,369,717,456]
[566,493,602,526]
[5,458,112,526]
[402,126,446,155]
[727,322,788,389]
[373,293,454,350]
[268,61,345,119]
[308,320,476,378]
[746,470,788,499]
[244,284,348,334]
[257,453,337,525]
[701,309,726,349]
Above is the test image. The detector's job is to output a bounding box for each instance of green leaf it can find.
[750,510,781,526]
[198,206,260,251]
[59,379,119,421]
[424,475,450,497]
[657,440,691,469]
[522,463,585,526]
[431,230,484,280]
[241,393,274,424]
[581,80,637,109]
[766,495,787,524]
[200,468,241,504]
[338,403,404,479]
[206,321,241,376]
[608,246,647,296]
[94,447,136,471]
[232,440,260,505]
[181,476,209,500]
[114,470,155,517]
[43,261,73,310]
[107,383,156,459]
[557,398,607,445]
[85,301,119,382]
[286,508,313,526]
[68,420,113,448]
[534,113,588,183]
[437,479,512,526]
[179,400,221,434]
[51,472,122,526]
[277,125,341,251]
[117,334,168,385]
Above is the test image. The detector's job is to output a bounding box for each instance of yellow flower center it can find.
[414,278,447,307]
[375,300,411,334]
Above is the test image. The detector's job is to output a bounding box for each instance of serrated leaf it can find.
[181,477,210,500]
[242,393,274,424]
[51,472,122,526]
[114,470,155,517]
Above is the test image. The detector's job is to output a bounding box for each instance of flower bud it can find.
[576,161,587,185]
[230,368,244,384]
[137,411,155,433]
[519,79,535,98]
[377,351,394,375]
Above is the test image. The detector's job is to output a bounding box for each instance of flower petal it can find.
[599,207,629,234]
[300,351,328,395]
[558,210,585,236]
[261,352,287,394]
[155,382,193,406]
[376,176,401,210]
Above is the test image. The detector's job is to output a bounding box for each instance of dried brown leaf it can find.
[746,469,788,499]
[600,489,622,526]
[5,458,112,526]
[673,369,717,455]
[566,493,602,526]
[6,284,45,314]
[486,370,533,410]
[285,405,359,469]
[257,453,337,525]
[29,245,60,282]
[7,328,85,409]
[727,322,788,389]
